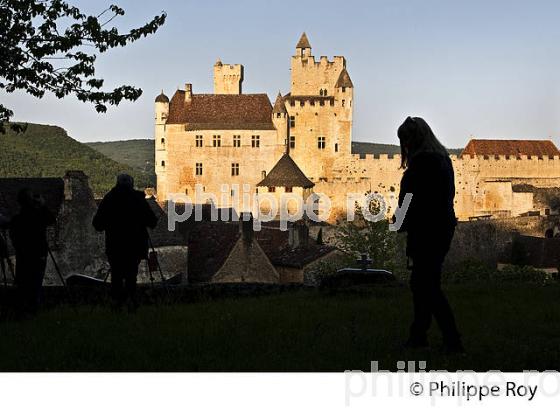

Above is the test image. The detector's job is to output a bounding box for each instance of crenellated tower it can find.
[213,59,244,94]
[287,33,354,180]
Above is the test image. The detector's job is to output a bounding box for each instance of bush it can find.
[333,197,403,273]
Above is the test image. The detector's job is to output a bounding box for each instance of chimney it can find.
[240,212,254,244]
[288,221,309,249]
[185,83,192,102]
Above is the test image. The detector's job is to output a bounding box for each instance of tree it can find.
[334,195,402,271]
[0,1,166,132]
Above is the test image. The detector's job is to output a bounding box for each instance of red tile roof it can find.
[461,139,560,158]
[167,91,275,130]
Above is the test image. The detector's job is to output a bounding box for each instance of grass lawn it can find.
[0,282,559,371]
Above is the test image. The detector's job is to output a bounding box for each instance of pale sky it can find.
[2,0,559,148]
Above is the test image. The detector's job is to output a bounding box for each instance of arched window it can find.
[161,138,165,145]
[161,160,165,167]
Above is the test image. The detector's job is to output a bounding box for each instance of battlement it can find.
[293,54,346,69]
[286,96,335,109]
[213,60,243,95]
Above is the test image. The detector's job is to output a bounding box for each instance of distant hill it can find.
[0,123,152,196]
[352,141,463,156]
[86,139,155,186]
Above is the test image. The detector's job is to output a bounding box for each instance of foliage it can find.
[0,122,152,195]
[0,1,166,131]
[333,196,403,272]
[86,139,155,186]
[303,257,348,286]
[352,141,463,156]
[443,259,555,285]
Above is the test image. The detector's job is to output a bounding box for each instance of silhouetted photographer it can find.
[9,188,56,314]
[397,117,463,353]
[93,174,158,311]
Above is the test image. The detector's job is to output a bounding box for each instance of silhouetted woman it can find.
[397,117,463,352]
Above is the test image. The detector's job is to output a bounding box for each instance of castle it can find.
[155,33,560,221]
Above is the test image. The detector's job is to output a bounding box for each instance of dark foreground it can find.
[0,283,558,371]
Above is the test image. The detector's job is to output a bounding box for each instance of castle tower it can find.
[154,91,169,199]
[213,59,244,94]
[290,32,346,96]
[272,92,289,152]
[334,68,354,155]
[295,32,312,58]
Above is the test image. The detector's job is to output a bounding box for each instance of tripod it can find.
[102,233,168,289]
[46,244,67,287]
[0,230,16,288]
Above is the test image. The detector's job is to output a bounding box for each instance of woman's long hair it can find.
[397,117,449,168]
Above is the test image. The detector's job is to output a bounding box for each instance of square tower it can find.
[214,59,244,94]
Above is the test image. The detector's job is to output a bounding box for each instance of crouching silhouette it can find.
[93,174,157,310]
[397,117,463,353]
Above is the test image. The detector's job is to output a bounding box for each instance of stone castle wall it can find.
[155,36,560,221]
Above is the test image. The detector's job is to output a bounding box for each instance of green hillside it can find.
[86,139,155,185]
[0,123,153,196]
[352,141,463,156]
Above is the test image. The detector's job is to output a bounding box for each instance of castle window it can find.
[342,87,346,93]
[290,100,295,107]
[261,171,266,179]
[320,89,324,96]
[300,100,304,107]
[335,143,338,152]
[161,138,165,145]
[268,187,276,193]
[195,135,203,147]
[318,136,326,150]
[290,136,296,149]
[233,135,241,147]
[161,160,165,167]
[323,90,328,96]
[320,100,325,106]
[329,100,334,106]
[285,187,293,193]
[252,135,260,148]
[342,99,346,107]
[290,116,296,128]
[213,135,221,147]
[196,163,203,176]
[231,163,239,176]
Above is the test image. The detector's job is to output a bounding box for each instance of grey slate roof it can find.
[335,68,353,88]
[296,32,311,49]
[257,154,314,188]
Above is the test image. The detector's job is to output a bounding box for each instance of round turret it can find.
[155,91,169,103]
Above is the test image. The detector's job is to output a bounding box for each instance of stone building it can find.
[155,33,560,222]
[186,217,336,284]
[0,171,187,284]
